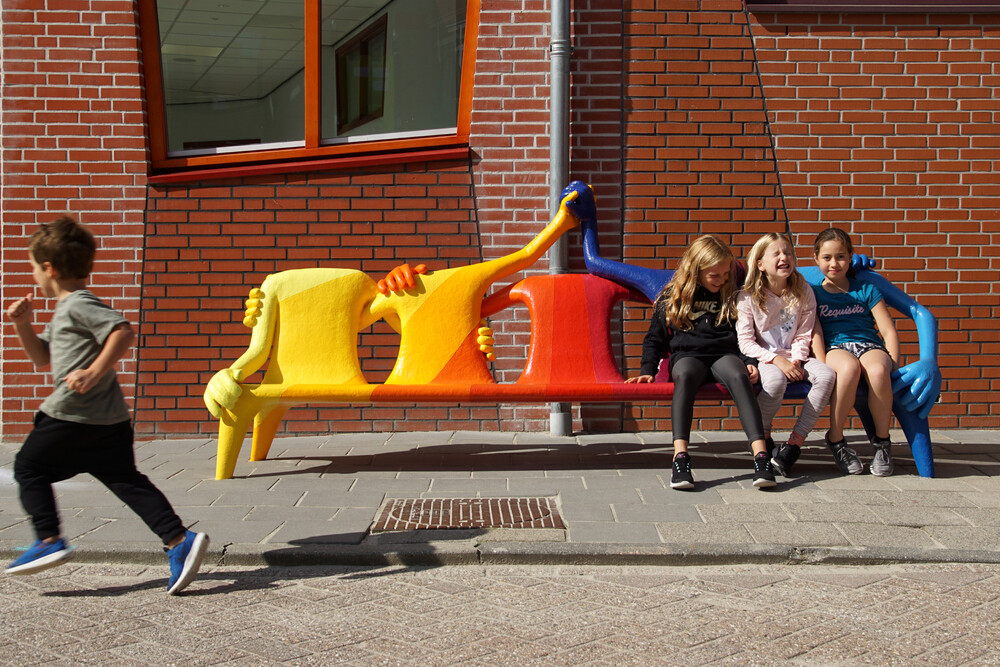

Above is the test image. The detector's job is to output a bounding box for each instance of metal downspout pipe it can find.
[548,0,572,436]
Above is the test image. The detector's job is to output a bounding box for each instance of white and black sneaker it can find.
[771,444,801,477]
[670,452,694,490]
[752,452,777,489]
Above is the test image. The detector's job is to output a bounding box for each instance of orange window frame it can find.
[137,0,479,177]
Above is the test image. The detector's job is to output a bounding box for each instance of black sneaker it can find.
[771,444,801,477]
[752,452,776,488]
[670,452,694,490]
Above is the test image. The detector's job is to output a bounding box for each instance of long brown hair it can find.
[655,235,737,330]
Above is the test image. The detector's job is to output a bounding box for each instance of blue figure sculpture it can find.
[566,180,941,477]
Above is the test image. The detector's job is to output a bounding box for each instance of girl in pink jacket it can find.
[737,233,835,477]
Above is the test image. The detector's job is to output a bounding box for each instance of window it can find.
[139,0,477,174]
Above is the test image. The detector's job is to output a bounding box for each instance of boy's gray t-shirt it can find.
[38,289,131,425]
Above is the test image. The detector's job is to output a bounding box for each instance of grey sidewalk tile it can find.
[958,492,1000,508]
[697,504,793,523]
[427,479,510,495]
[875,490,979,508]
[189,518,285,544]
[397,470,471,479]
[266,520,367,545]
[886,475,981,492]
[507,479,583,496]
[656,522,754,544]
[567,521,663,544]
[511,433,579,446]
[212,489,305,507]
[637,487,726,506]
[558,487,643,508]
[558,501,615,522]
[782,503,881,524]
[812,476,901,491]
[350,477,431,494]
[923,526,1000,551]
[473,469,545,479]
[243,505,335,523]
[868,506,968,527]
[811,488,894,506]
[297,490,386,509]
[390,431,457,446]
[612,504,702,523]
[835,524,938,548]
[744,522,851,547]
[717,488,819,505]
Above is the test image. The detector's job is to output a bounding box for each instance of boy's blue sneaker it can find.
[6,538,74,575]
[166,530,209,595]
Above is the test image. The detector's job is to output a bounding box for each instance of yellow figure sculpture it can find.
[204,185,586,479]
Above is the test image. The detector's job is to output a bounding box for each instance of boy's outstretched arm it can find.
[6,294,50,367]
[64,322,135,394]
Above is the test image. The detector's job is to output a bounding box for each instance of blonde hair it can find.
[743,232,809,312]
[655,235,737,330]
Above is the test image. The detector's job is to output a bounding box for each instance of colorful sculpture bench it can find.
[204,181,940,480]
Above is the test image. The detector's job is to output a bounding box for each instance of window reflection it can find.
[321,0,466,141]
[156,0,306,154]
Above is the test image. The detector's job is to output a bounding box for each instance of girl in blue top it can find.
[811,228,900,477]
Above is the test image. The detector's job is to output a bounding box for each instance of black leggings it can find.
[14,412,186,544]
[671,354,765,445]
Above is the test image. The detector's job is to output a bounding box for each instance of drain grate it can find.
[371,497,564,532]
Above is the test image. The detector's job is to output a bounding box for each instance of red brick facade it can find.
[1,1,997,443]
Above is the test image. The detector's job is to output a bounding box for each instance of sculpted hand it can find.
[892,359,941,419]
[204,368,244,418]
[477,319,496,362]
[377,263,428,295]
[852,254,876,272]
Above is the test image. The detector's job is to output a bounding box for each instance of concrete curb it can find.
[8,541,1000,569]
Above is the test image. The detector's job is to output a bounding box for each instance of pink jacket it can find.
[736,288,817,364]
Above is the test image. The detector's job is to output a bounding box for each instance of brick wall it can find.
[3,1,997,443]
[749,8,1000,429]
[0,1,147,440]
[619,1,788,432]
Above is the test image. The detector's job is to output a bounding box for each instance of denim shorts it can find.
[828,341,887,359]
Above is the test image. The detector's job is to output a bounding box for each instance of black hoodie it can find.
[638,285,753,378]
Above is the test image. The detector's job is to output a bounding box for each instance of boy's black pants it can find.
[14,412,186,545]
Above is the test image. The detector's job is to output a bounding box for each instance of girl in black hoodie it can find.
[627,235,774,490]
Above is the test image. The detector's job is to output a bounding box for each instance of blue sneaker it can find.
[166,530,209,595]
[6,538,74,575]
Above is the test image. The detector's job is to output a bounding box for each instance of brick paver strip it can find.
[371,497,565,531]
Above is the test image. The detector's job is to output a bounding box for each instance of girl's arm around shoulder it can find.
[871,300,900,365]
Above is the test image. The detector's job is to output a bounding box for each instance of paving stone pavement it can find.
[4,561,1000,665]
[2,429,1000,567]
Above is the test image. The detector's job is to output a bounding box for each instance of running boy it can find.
[5,215,208,594]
